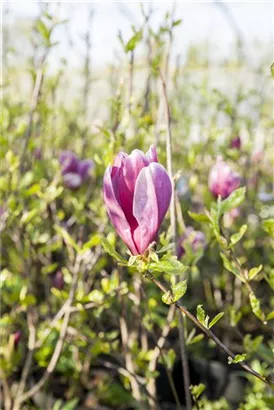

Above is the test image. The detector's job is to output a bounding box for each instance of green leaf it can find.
[100,237,127,264]
[36,19,50,42]
[125,30,142,52]
[156,243,174,253]
[190,383,205,400]
[20,209,38,225]
[54,225,80,252]
[229,224,247,247]
[220,187,246,215]
[128,255,138,266]
[263,219,274,238]
[248,265,263,280]
[228,354,247,364]
[162,280,187,305]
[220,253,244,282]
[271,62,274,78]
[266,310,274,321]
[188,211,210,223]
[149,258,188,275]
[209,312,224,329]
[249,293,265,322]
[81,234,101,252]
[172,19,183,27]
[187,334,204,345]
[196,305,209,328]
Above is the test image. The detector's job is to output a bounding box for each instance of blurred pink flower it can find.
[13,330,22,348]
[177,227,206,259]
[52,270,65,290]
[59,151,93,189]
[209,159,241,199]
[230,136,241,149]
[103,145,171,255]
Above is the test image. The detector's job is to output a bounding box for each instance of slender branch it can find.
[13,309,36,407]
[0,370,12,410]
[147,305,181,410]
[146,272,274,388]
[20,9,59,171]
[159,69,192,410]
[12,254,81,409]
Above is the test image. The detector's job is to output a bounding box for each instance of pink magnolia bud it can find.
[52,270,65,290]
[103,146,172,255]
[34,147,42,160]
[59,151,93,190]
[230,136,241,149]
[208,159,241,199]
[177,227,206,259]
[13,330,22,347]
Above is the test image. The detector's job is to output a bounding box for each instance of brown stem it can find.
[12,254,81,409]
[1,371,12,410]
[147,273,274,388]
[159,68,192,409]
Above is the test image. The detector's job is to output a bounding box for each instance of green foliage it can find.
[1,4,273,409]
[162,280,187,305]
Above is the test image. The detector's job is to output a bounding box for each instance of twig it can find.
[159,68,192,410]
[1,370,12,410]
[20,7,59,171]
[12,309,36,408]
[12,254,81,409]
[147,305,181,410]
[146,272,274,388]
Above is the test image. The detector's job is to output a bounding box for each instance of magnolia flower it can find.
[177,227,206,259]
[52,270,65,290]
[209,159,241,199]
[230,136,241,149]
[59,151,93,189]
[34,147,42,160]
[13,330,22,348]
[103,146,172,255]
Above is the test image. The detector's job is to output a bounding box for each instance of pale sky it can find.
[3,1,273,69]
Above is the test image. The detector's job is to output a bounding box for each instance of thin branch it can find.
[13,254,81,408]
[146,272,274,388]
[159,68,192,410]
[0,370,12,410]
[147,305,181,410]
[20,7,59,171]
[13,309,36,407]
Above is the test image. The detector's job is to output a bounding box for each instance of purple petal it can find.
[133,163,172,254]
[63,172,82,189]
[103,165,138,255]
[59,151,79,174]
[122,150,149,195]
[146,145,158,163]
[77,160,93,181]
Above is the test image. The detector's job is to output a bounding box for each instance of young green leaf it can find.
[220,187,246,215]
[188,211,210,223]
[249,293,265,322]
[228,354,247,364]
[248,265,263,280]
[125,30,142,52]
[149,259,188,275]
[190,383,206,400]
[196,305,209,328]
[220,253,244,282]
[162,280,187,305]
[209,312,224,329]
[100,237,127,264]
[229,224,247,248]
[266,310,274,321]
[263,219,274,238]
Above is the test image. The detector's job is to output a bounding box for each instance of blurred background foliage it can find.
[1,2,273,410]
